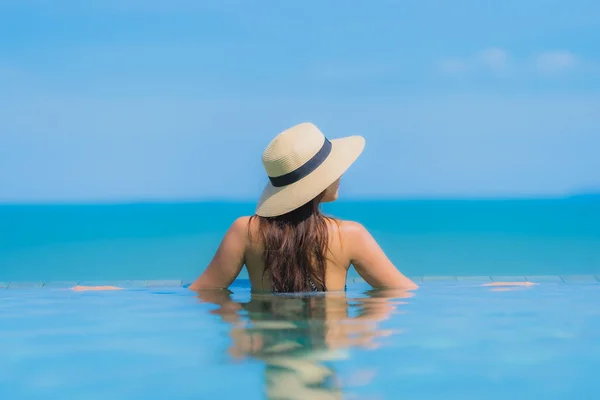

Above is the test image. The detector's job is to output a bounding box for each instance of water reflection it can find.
[195,288,413,399]
[482,281,539,292]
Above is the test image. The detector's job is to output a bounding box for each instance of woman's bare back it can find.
[190,217,417,292]
[244,217,349,291]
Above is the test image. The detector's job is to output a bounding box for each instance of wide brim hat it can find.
[256,122,365,217]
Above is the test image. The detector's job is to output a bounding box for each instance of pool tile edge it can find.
[561,275,600,283]
[2,275,599,289]
[525,275,565,283]
[6,282,45,289]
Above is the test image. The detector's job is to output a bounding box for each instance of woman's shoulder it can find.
[220,216,253,241]
[221,216,248,228]
[327,218,369,240]
[335,219,365,231]
[233,215,252,226]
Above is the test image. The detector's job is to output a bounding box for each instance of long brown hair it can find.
[249,192,332,292]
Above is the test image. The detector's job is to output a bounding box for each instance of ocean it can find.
[1,199,599,282]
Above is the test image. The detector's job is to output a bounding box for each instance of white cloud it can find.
[477,47,509,72]
[439,48,585,78]
[309,63,390,81]
[533,51,578,75]
[438,47,510,76]
[437,57,470,76]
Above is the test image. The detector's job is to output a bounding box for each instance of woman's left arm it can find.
[189,217,249,291]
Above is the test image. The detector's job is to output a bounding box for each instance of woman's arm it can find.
[345,221,418,290]
[189,217,248,291]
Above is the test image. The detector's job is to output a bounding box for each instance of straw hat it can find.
[256,122,365,217]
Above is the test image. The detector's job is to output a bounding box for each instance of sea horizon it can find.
[1,191,599,206]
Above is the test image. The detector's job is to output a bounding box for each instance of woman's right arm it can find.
[345,221,418,290]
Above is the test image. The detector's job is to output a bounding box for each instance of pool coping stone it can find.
[2,275,599,289]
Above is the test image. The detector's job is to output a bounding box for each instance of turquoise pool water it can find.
[2,199,599,398]
[1,199,599,282]
[2,279,600,399]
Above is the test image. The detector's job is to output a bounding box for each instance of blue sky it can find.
[1,0,599,202]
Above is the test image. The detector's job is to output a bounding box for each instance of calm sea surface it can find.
[1,199,599,282]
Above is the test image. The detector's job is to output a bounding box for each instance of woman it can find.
[190,122,417,292]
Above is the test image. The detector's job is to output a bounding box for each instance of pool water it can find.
[2,280,600,399]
